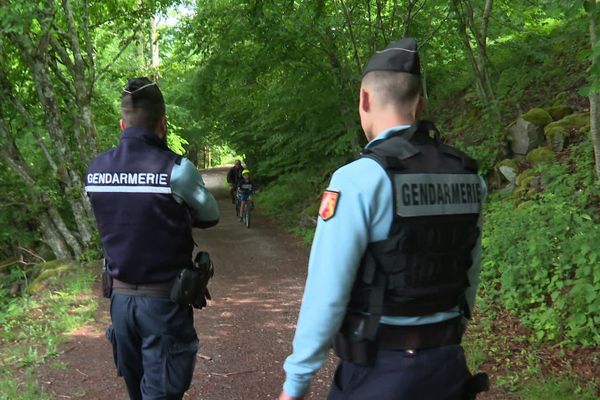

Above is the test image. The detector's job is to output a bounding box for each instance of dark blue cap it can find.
[362,38,420,76]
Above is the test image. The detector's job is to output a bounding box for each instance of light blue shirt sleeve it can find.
[170,158,219,222]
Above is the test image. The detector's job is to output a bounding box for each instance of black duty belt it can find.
[377,317,463,351]
[112,278,172,299]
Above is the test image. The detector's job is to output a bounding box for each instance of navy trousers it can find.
[327,345,471,400]
[107,294,198,400]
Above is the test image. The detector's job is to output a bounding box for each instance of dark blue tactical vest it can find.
[85,127,194,284]
[344,121,483,340]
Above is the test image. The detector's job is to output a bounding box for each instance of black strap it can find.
[377,317,464,350]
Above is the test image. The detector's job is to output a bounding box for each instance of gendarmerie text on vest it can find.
[87,172,168,186]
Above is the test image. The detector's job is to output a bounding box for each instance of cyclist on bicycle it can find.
[236,169,258,221]
[227,160,244,204]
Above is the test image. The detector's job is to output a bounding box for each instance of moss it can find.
[526,147,555,166]
[544,126,567,150]
[544,113,589,140]
[545,105,573,121]
[561,112,589,128]
[520,176,538,188]
[516,169,536,187]
[521,108,553,127]
[28,260,78,294]
[496,158,518,170]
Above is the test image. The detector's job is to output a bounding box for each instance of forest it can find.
[0,0,599,398]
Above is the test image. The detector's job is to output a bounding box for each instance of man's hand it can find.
[278,391,304,400]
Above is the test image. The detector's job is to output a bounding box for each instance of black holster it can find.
[333,333,378,367]
[170,251,214,309]
[101,259,112,298]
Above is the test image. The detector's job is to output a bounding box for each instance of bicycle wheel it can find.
[235,198,241,217]
[245,206,251,228]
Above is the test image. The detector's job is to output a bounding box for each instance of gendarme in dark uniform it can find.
[280,39,488,400]
[85,78,219,400]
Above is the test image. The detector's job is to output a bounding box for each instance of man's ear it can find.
[360,87,370,114]
[120,119,126,131]
[158,115,167,139]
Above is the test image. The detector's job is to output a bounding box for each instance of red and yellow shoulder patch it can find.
[319,190,340,221]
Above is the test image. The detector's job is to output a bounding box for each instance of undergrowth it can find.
[0,262,97,400]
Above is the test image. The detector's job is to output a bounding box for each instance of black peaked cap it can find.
[362,37,420,76]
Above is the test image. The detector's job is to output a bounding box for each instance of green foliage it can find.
[0,262,97,397]
[482,140,600,346]
[520,377,599,400]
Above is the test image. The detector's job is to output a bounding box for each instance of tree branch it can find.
[338,0,363,76]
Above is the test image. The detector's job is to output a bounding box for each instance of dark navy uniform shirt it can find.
[85,127,219,284]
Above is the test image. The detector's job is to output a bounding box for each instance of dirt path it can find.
[34,167,509,399]
[35,167,336,400]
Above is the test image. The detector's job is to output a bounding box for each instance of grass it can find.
[0,261,97,399]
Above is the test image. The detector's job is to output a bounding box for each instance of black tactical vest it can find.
[345,121,483,340]
[85,127,194,284]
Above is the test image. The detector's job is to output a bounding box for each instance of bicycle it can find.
[240,198,253,228]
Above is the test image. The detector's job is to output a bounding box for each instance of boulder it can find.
[496,159,518,184]
[545,125,567,151]
[546,105,573,121]
[521,108,553,127]
[526,147,555,166]
[543,112,590,149]
[509,118,544,155]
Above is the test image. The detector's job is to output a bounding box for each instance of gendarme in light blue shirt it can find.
[282,125,485,398]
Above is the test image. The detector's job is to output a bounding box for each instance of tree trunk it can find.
[151,15,160,81]
[589,0,600,180]
[38,213,71,259]
[452,0,501,123]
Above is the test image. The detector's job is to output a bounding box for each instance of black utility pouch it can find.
[170,251,214,309]
[170,268,202,305]
[101,260,112,298]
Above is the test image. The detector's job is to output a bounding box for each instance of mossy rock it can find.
[28,260,78,294]
[519,176,538,188]
[515,169,535,187]
[544,125,567,151]
[521,108,552,127]
[526,147,555,166]
[496,159,518,170]
[561,112,589,129]
[545,105,573,121]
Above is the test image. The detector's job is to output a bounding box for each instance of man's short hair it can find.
[362,71,421,112]
[121,77,165,130]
